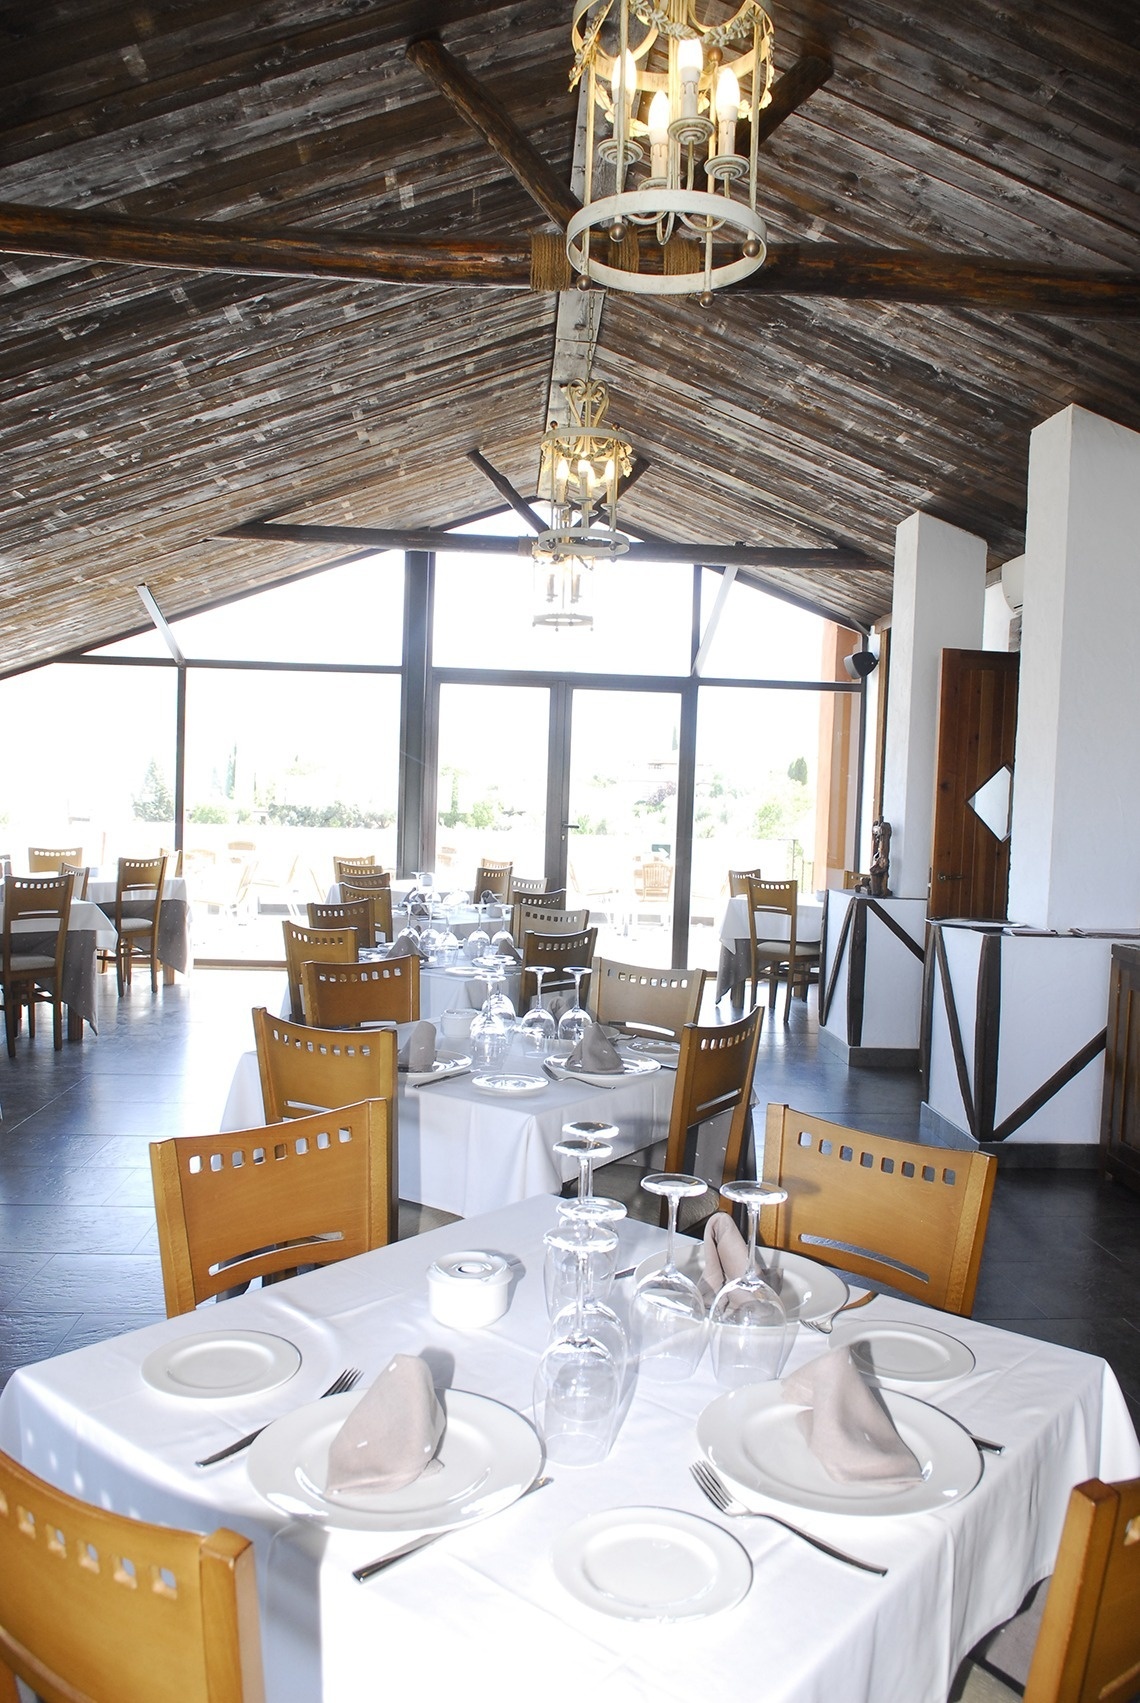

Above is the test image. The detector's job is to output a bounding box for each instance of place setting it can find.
[397,1018,472,1087]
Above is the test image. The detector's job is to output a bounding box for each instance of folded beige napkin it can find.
[494,939,522,963]
[466,977,490,1009]
[781,1347,923,1486]
[702,1211,750,1289]
[324,1355,445,1497]
[546,991,574,1024]
[398,1020,437,1072]
[567,1025,623,1073]
[388,928,426,961]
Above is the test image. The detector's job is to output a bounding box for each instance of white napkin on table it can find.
[781,1347,923,1486]
[324,1355,444,1496]
[702,1211,750,1289]
[398,1020,437,1072]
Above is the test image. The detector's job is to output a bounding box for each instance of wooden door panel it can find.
[929,649,1019,920]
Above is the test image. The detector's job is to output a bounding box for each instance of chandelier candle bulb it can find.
[715,67,741,155]
[648,90,671,179]
[677,36,703,119]
[610,50,637,134]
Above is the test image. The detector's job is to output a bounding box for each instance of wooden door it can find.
[929,649,1019,920]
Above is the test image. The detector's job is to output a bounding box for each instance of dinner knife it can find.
[353,1475,553,1582]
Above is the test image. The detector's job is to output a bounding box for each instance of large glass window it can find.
[567,688,682,967]
[167,554,404,665]
[435,683,549,890]
[698,569,832,680]
[0,662,176,869]
[183,670,400,959]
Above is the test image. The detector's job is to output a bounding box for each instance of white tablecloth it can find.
[3,898,117,1030]
[717,893,825,1000]
[87,874,193,974]
[1,1196,1136,1703]
[220,1035,676,1217]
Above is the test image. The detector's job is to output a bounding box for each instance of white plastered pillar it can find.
[880,512,988,899]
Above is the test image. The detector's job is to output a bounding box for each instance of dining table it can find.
[1,895,117,1037]
[1,1194,1136,1703]
[716,891,826,1001]
[87,871,193,979]
[219,1030,677,1217]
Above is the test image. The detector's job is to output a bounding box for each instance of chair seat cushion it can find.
[118,917,153,932]
[7,955,57,972]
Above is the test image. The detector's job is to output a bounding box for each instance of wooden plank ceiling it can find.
[1,0,1138,672]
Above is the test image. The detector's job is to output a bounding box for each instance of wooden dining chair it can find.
[301,955,420,1028]
[759,1105,996,1315]
[27,844,83,873]
[61,862,90,900]
[728,866,764,896]
[590,956,707,1042]
[0,1447,265,1703]
[2,873,73,1057]
[743,875,820,1020]
[473,859,512,901]
[307,897,373,951]
[332,854,378,884]
[511,903,590,941]
[335,866,390,894]
[515,888,566,911]
[149,1098,397,1316]
[842,869,868,890]
[521,926,598,1001]
[340,880,394,942]
[104,854,168,995]
[253,1007,399,1123]
[662,1006,765,1189]
[956,1477,1140,1703]
[281,922,357,1024]
[508,875,548,901]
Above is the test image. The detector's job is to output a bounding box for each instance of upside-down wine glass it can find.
[464,901,491,962]
[534,1221,623,1466]
[556,1122,627,1230]
[709,1179,791,1387]
[632,1173,710,1381]
[519,965,557,1052]
[556,966,593,1046]
[490,910,516,960]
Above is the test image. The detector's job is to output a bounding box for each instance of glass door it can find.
[435,683,549,893]
[566,689,682,967]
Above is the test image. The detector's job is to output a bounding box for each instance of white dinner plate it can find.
[552,1055,661,1088]
[402,1054,471,1087]
[552,1508,751,1622]
[697,1385,982,1517]
[829,1319,975,1385]
[634,1243,849,1327]
[141,1330,301,1400]
[471,1073,547,1097]
[247,1389,542,1532]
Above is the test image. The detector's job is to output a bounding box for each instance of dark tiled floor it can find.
[1,971,1138,1431]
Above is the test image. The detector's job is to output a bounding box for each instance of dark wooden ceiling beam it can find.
[223,519,886,573]
[465,448,545,532]
[405,35,579,228]
[752,54,834,146]
[2,201,1137,314]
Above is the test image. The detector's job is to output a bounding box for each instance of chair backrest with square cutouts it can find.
[307,898,372,951]
[728,866,763,896]
[253,1008,398,1124]
[282,922,357,1024]
[340,881,394,941]
[591,957,707,1042]
[521,927,598,999]
[662,1007,764,1185]
[332,855,378,884]
[473,859,512,901]
[149,1097,396,1315]
[508,875,548,901]
[301,956,419,1028]
[27,845,83,873]
[760,1105,995,1315]
[511,903,589,941]
[0,1450,264,1703]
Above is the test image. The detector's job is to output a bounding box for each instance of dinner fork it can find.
[688,1462,888,1576]
[195,1367,362,1467]
[801,1290,879,1334]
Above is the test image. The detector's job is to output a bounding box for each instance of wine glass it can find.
[632,1172,710,1381]
[419,902,445,961]
[519,965,557,1052]
[543,1210,619,1316]
[556,966,593,1046]
[556,1123,626,1228]
[464,901,491,962]
[469,991,512,1065]
[490,911,515,960]
[709,1180,791,1387]
[534,1222,623,1466]
[486,966,516,1024]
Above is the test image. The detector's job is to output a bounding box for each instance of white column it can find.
[880,512,988,899]
[1008,405,1140,929]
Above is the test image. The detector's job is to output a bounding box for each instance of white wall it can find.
[1008,406,1140,929]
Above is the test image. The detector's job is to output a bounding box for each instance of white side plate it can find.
[829,1319,975,1384]
[141,1331,301,1400]
[471,1074,547,1096]
[402,1054,471,1087]
[553,1507,751,1622]
[697,1385,982,1517]
[553,1056,661,1088]
[247,1389,542,1532]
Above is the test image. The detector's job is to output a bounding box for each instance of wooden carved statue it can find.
[869,819,892,897]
